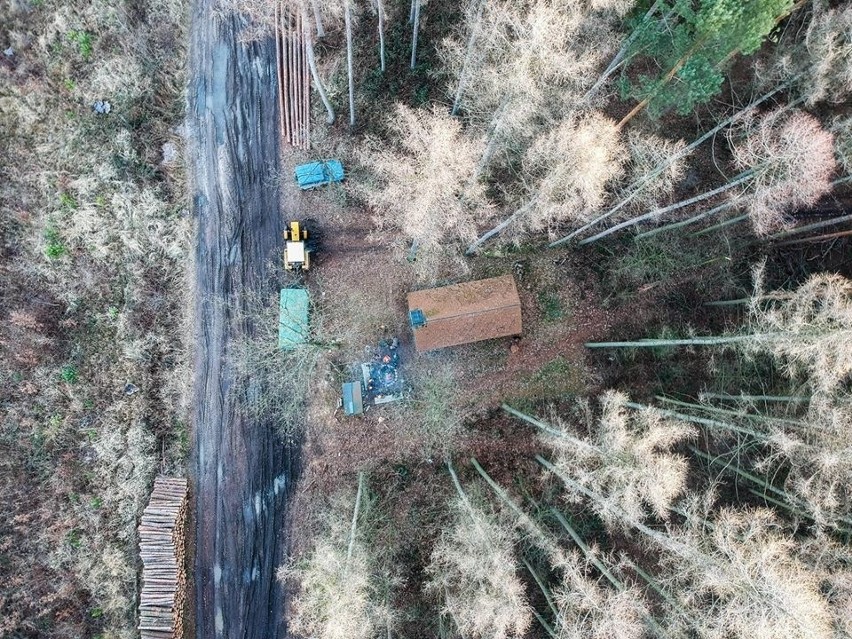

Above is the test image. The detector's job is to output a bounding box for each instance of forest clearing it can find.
[1,0,851,638]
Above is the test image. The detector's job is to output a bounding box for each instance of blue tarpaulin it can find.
[295,160,345,189]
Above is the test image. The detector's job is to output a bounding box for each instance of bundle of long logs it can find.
[276,3,310,149]
[138,476,188,639]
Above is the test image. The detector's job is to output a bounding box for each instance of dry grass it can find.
[0,0,190,635]
[228,282,329,440]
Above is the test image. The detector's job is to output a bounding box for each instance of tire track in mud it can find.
[187,4,293,638]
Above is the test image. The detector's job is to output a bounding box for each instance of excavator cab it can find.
[283,221,311,270]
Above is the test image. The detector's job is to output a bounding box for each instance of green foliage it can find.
[67,30,93,60]
[66,529,83,548]
[695,0,790,55]
[622,0,794,117]
[537,292,565,322]
[44,226,66,259]
[60,365,79,384]
[655,55,724,117]
[59,192,77,209]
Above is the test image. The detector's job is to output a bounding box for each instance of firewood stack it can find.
[138,476,188,639]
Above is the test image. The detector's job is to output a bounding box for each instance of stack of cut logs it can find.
[138,476,188,639]
[276,3,310,149]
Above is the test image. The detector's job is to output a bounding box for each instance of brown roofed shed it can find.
[407,275,522,352]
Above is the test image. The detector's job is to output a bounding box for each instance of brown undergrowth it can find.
[0,0,190,636]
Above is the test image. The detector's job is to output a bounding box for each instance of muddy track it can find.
[187,3,292,638]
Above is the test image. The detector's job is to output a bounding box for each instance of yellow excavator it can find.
[283,221,311,270]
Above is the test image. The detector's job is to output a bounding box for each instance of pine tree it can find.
[617,0,798,126]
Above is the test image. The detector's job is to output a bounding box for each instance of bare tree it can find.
[540,453,837,639]
[410,0,422,69]
[552,6,852,247]
[831,116,852,177]
[588,273,852,392]
[311,0,326,36]
[440,0,613,174]
[621,131,688,210]
[426,477,532,639]
[467,112,625,252]
[469,457,671,637]
[505,393,695,529]
[732,110,837,234]
[578,110,836,244]
[359,104,490,281]
[279,481,379,639]
[552,555,649,639]
[450,0,487,115]
[344,0,355,125]
[550,82,795,246]
[659,508,835,639]
[371,0,386,71]
[800,5,852,106]
[744,271,852,394]
[761,397,852,528]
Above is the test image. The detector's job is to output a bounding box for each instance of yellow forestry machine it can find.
[283,220,314,271]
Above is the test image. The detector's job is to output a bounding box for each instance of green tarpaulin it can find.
[278,288,309,349]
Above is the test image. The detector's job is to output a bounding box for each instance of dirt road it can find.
[187,4,292,638]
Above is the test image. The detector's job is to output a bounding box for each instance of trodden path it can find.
[187,2,294,637]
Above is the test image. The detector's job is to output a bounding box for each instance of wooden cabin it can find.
[407,275,522,352]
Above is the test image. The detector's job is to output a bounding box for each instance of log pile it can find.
[138,476,188,639]
[276,3,310,149]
